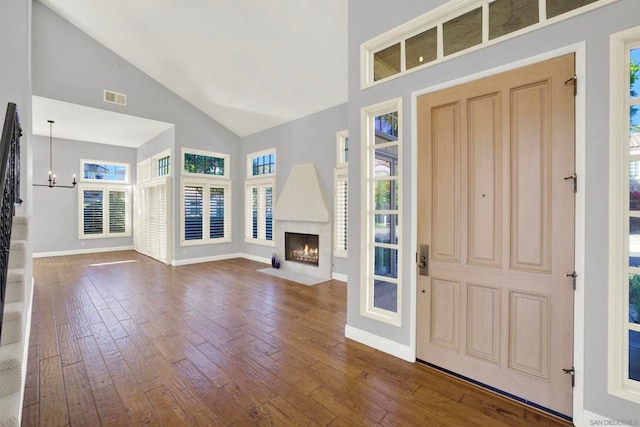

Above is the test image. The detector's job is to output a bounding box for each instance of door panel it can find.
[431,103,461,262]
[510,81,551,272]
[416,54,575,416]
[468,93,502,267]
[466,284,500,363]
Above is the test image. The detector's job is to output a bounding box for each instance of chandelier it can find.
[33,120,76,188]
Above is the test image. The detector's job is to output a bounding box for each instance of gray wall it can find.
[1,0,33,321]
[240,103,348,276]
[1,0,32,214]
[31,1,242,262]
[136,127,174,163]
[347,0,639,420]
[32,135,136,254]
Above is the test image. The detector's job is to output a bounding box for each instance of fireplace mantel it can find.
[273,162,330,223]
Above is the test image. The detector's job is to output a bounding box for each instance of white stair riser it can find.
[7,242,25,270]
[0,391,20,427]
[0,312,22,346]
[3,274,24,304]
[10,217,27,241]
[0,361,21,398]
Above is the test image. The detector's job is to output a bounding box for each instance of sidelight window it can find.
[609,26,640,404]
[361,99,402,326]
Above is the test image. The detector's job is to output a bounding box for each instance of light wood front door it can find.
[416,54,575,416]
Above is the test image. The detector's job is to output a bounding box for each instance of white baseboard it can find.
[345,324,415,362]
[33,245,134,258]
[240,253,271,264]
[172,252,246,266]
[580,410,615,427]
[332,272,347,282]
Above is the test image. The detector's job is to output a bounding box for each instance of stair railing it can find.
[0,102,22,343]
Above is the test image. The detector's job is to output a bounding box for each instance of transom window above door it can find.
[362,0,613,87]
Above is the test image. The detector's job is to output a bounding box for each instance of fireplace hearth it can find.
[285,232,319,266]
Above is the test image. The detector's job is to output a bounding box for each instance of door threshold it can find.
[416,360,572,423]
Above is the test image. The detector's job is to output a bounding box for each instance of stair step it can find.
[4,270,24,304]
[0,392,20,427]
[0,361,21,398]
[0,303,23,346]
[7,241,26,270]
[10,216,28,241]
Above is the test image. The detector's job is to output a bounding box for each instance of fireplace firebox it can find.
[285,232,319,266]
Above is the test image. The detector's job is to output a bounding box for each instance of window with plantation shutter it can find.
[134,177,171,264]
[245,177,275,246]
[109,190,126,233]
[334,130,348,258]
[79,184,131,239]
[209,187,225,239]
[184,185,203,241]
[181,177,231,245]
[83,190,103,235]
[334,169,348,257]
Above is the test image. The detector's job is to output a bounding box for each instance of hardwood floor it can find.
[22,251,571,426]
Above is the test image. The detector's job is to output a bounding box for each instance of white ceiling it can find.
[33,96,174,148]
[37,0,349,137]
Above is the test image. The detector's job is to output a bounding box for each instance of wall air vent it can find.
[103,90,127,106]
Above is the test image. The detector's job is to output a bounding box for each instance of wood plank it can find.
[145,385,191,426]
[57,323,82,367]
[38,356,69,426]
[76,336,112,391]
[92,383,130,426]
[62,361,101,426]
[107,361,161,427]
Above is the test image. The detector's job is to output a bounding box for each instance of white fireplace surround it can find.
[274,163,332,281]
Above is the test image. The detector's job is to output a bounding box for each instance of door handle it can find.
[418,244,429,276]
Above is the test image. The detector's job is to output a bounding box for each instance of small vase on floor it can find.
[271,253,277,268]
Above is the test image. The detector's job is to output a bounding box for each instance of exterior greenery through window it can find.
[184,153,225,176]
[610,28,640,404]
[361,99,402,327]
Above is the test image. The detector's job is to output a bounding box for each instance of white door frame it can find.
[409,42,586,421]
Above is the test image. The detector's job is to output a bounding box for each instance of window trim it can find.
[180,176,232,246]
[181,147,230,179]
[361,98,402,327]
[608,25,640,404]
[244,176,276,247]
[361,0,617,89]
[78,183,132,239]
[336,130,349,168]
[80,159,130,183]
[247,148,277,179]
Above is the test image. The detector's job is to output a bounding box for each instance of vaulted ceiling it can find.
[37,0,349,138]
